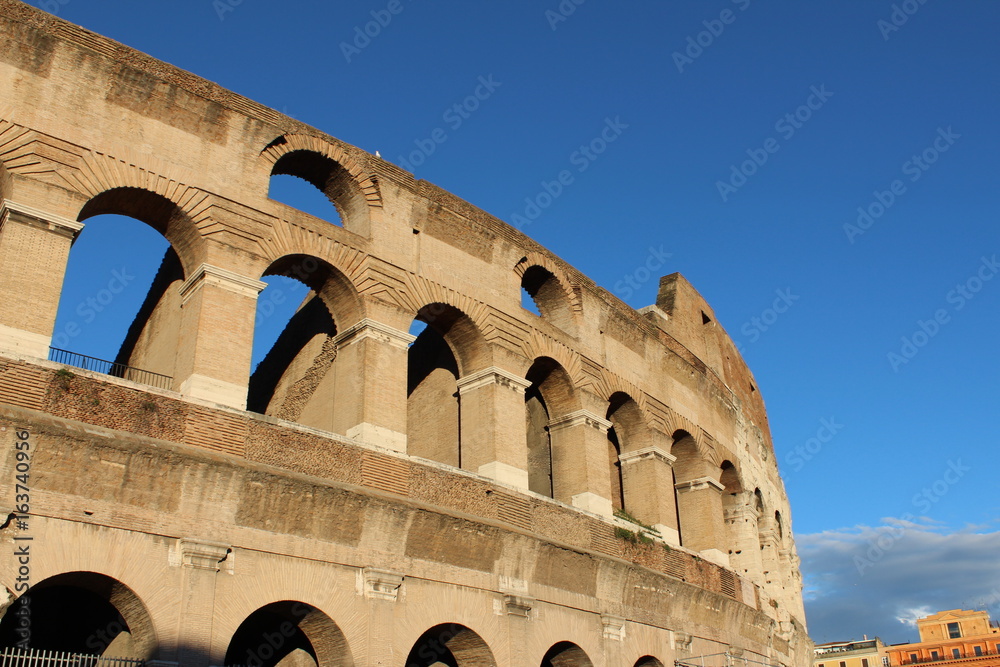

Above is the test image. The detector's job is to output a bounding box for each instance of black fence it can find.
[0,648,145,667]
[48,348,173,391]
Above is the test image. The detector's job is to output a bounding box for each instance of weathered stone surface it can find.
[0,2,810,665]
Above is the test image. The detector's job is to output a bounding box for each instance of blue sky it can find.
[40,0,1000,645]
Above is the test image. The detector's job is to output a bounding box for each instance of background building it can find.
[886,610,1000,667]
[815,638,887,667]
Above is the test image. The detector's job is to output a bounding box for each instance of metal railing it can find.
[48,348,172,391]
[898,648,1000,665]
[0,648,145,667]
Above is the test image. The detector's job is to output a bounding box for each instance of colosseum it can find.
[0,2,809,666]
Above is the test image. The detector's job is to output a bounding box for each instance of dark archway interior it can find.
[541,641,594,667]
[0,584,127,653]
[225,602,317,667]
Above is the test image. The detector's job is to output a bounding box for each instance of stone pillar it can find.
[725,499,764,584]
[674,476,729,566]
[602,614,626,665]
[548,410,614,517]
[175,264,265,410]
[332,319,414,452]
[619,445,680,546]
[363,567,404,666]
[758,515,782,589]
[172,538,231,667]
[0,200,83,358]
[503,593,534,667]
[456,367,531,489]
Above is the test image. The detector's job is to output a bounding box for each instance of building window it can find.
[974,647,983,657]
[863,659,870,667]
[883,658,890,667]
[952,649,960,659]
[931,652,938,660]
[948,622,961,639]
[910,654,918,664]
[841,661,847,667]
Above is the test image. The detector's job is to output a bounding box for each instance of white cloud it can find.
[797,522,1000,644]
[896,606,932,627]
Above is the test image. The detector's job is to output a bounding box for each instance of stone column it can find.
[0,200,83,358]
[172,538,231,667]
[456,367,531,489]
[331,319,414,452]
[619,445,680,546]
[548,410,614,517]
[674,476,729,566]
[175,264,265,410]
[725,499,764,584]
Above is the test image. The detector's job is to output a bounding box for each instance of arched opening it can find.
[634,657,665,667]
[404,623,497,667]
[247,254,362,433]
[224,600,353,667]
[720,460,747,567]
[524,357,578,499]
[520,265,576,331]
[540,641,594,667]
[408,319,460,467]
[50,188,195,388]
[268,149,368,235]
[607,426,624,512]
[0,572,155,659]
[269,173,344,225]
[525,382,552,498]
[606,392,654,517]
[720,461,743,513]
[775,510,784,541]
[670,430,702,547]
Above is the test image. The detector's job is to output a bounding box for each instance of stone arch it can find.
[634,658,666,667]
[247,254,364,428]
[0,571,156,659]
[224,600,354,667]
[525,356,581,499]
[60,188,199,381]
[407,303,491,469]
[76,187,203,279]
[540,641,594,667]
[261,134,381,237]
[607,392,655,454]
[404,623,497,667]
[607,391,669,522]
[672,430,727,560]
[262,253,364,328]
[415,302,490,377]
[720,460,743,496]
[670,429,712,483]
[720,460,755,572]
[518,263,579,332]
